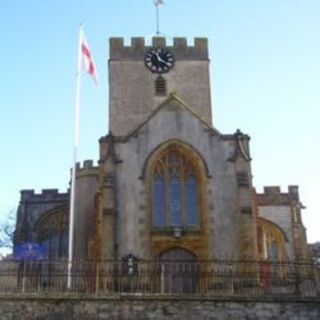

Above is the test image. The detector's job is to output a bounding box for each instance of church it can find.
[14,36,310,266]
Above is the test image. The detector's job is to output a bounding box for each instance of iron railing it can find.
[0,259,319,297]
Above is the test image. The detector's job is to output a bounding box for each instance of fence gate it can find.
[159,248,197,294]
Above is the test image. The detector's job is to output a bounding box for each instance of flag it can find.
[81,31,98,84]
[154,0,164,5]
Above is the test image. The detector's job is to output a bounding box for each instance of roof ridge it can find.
[124,92,220,141]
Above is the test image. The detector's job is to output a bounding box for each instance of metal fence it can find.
[0,259,319,297]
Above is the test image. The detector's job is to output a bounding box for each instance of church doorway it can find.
[159,248,197,294]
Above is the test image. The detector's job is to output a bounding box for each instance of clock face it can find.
[145,48,174,74]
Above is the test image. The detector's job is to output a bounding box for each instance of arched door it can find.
[159,248,197,294]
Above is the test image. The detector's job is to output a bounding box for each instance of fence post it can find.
[95,261,100,295]
[22,261,26,293]
[160,263,165,294]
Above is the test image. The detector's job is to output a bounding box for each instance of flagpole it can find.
[154,0,163,35]
[67,23,83,290]
[156,3,160,35]
[155,1,160,35]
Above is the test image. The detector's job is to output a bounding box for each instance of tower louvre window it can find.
[155,75,167,96]
[237,171,249,187]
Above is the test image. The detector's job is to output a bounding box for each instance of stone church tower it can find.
[87,37,258,262]
[14,37,309,264]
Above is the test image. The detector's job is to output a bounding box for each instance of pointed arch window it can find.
[152,147,200,228]
[37,210,68,259]
[257,219,286,261]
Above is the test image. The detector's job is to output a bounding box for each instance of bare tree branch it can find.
[0,209,16,249]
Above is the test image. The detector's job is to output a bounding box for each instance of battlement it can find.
[75,160,98,171]
[110,37,208,60]
[256,185,300,206]
[20,189,69,202]
[263,185,299,197]
[263,186,281,195]
[74,160,99,180]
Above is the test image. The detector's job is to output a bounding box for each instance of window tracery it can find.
[37,210,68,259]
[257,219,286,261]
[151,145,200,229]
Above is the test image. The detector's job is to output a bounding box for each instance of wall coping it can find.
[0,293,319,303]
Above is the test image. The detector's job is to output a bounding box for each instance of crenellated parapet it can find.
[20,189,69,203]
[15,188,70,244]
[110,37,208,60]
[75,160,99,178]
[109,36,212,136]
[256,185,301,206]
[76,160,97,170]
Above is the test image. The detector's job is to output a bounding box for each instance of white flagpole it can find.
[154,0,164,35]
[67,24,83,290]
[156,3,160,35]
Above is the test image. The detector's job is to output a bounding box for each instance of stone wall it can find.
[15,189,69,244]
[109,37,212,136]
[111,96,256,260]
[256,185,309,259]
[0,295,319,320]
[258,205,294,258]
[74,160,99,259]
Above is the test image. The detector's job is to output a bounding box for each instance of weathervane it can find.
[154,0,164,35]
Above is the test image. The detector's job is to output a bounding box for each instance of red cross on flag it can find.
[81,31,98,85]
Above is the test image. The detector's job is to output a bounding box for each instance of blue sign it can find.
[14,242,46,260]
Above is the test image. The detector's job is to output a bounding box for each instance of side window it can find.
[257,219,286,261]
[37,211,68,259]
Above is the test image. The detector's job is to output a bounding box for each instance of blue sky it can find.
[0,0,319,243]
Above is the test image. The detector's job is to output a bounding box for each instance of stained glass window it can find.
[257,219,286,261]
[60,229,69,257]
[270,241,279,261]
[50,231,59,259]
[153,175,166,226]
[169,177,182,225]
[185,177,199,226]
[152,146,200,228]
[37,210,68,259]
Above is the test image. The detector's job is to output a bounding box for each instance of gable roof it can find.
[125,92,220,141]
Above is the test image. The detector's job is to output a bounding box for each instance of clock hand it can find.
[155,52,170,66]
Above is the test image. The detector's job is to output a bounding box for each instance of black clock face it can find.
[145,48,174,74]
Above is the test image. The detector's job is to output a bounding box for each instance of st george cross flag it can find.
[81,31,98,85]
[68,25,98,288]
